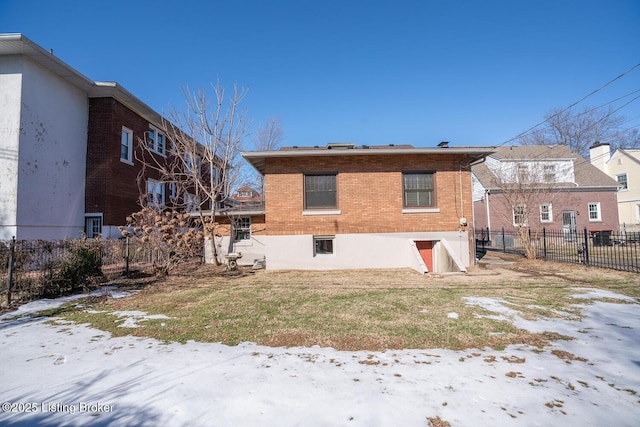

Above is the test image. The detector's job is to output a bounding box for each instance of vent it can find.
[327,143,356,150]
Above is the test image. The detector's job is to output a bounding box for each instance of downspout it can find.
[486,189,491,238]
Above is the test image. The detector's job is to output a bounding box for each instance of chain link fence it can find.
[0,238,189,310]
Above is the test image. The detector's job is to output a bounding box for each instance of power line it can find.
[498,62,640,147]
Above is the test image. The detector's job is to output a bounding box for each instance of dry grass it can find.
[59,258,640,351]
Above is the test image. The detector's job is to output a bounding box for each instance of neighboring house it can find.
[472,145,620,237]
[242,143,495,273]
[230,185,262,207]
[589,142,640,230]
[0,34,181,240]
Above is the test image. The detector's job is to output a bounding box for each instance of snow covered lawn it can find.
[0,286,638,426]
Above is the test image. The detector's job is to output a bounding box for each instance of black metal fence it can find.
[0,238,169,309]
[476,227,640,273]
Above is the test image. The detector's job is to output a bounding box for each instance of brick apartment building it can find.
[243,143,494,273]
[0,34,177,239]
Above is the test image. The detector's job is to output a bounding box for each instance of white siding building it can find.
[0,34,92,240]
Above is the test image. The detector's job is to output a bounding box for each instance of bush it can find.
[40,245,103,298]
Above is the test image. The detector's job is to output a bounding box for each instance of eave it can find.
[243,146,496,175]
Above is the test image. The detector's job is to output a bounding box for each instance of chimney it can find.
[589,142,610,173]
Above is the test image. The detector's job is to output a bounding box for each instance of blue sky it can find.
[1,0,639,149]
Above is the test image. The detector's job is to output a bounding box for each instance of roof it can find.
[615,148,640,168]
[0,33,163,126]
[472,145,619,190]
[243,143,496,174]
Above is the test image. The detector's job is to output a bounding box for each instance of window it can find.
[184,192,200,213]
[617,173,628,190]
[167,182,177,201]
[147,179,165,207]
[517,164,528,181]
[120,127,133,164]
[185,153,202,178]
[513,204,527,226]
[146,126,166,155]
[233,217,251,241]
[305,174,337,209]
[314,236,334,255]
[403,172,434,207]
[540,203,552,223]
[588,202,601,221]
[84,215,102,238]
[543,165,556,182]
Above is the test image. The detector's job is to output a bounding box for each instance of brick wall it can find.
[86,98,164,227]
[264,153,474,236]
[215,214,266,236]
[473,189,620,232]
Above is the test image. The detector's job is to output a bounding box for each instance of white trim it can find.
[402,208,441,214]
[120,126,134,165]
[588,202,601,222]
[146,125,167,157]
[303,210,342,216]
[539,203,552,223]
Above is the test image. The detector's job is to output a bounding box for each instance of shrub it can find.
[40,245,103,298]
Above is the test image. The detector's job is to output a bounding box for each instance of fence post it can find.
[543,228,547,260]
[6,236,15,306]
[582,228,590,266]
[502,227,506,253]
[124,236,130,277]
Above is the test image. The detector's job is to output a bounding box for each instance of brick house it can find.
[0,34,179,239]
[202,186,267,266]
[242,143,494,273]
[472,145,620,237]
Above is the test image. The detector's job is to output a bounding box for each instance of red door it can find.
[416,241,433,272]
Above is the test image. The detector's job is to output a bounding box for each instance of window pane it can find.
[121,129,131,160]
[147,129,155,149]
[315,238,334,254]
[305,175,337,208]
[156,133,165,154]
[403,173,434,207]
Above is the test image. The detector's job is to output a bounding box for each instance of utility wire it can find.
[498,62,640,147]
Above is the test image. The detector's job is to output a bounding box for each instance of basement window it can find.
[313,236,334,256]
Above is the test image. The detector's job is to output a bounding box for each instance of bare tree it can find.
[251,117,284,198]
[519,105,639,157]
[134,80,250,265]
[489,160,571,259]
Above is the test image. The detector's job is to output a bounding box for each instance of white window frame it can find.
[513,204,527,226]
[588,202,601,222]
[84,214,103,238]
[540,203,552,223]
[146,125,166,156]
[120,126,133,165]
[147,179,165,207]
[616,173,628,190]
[233,217,252,241]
